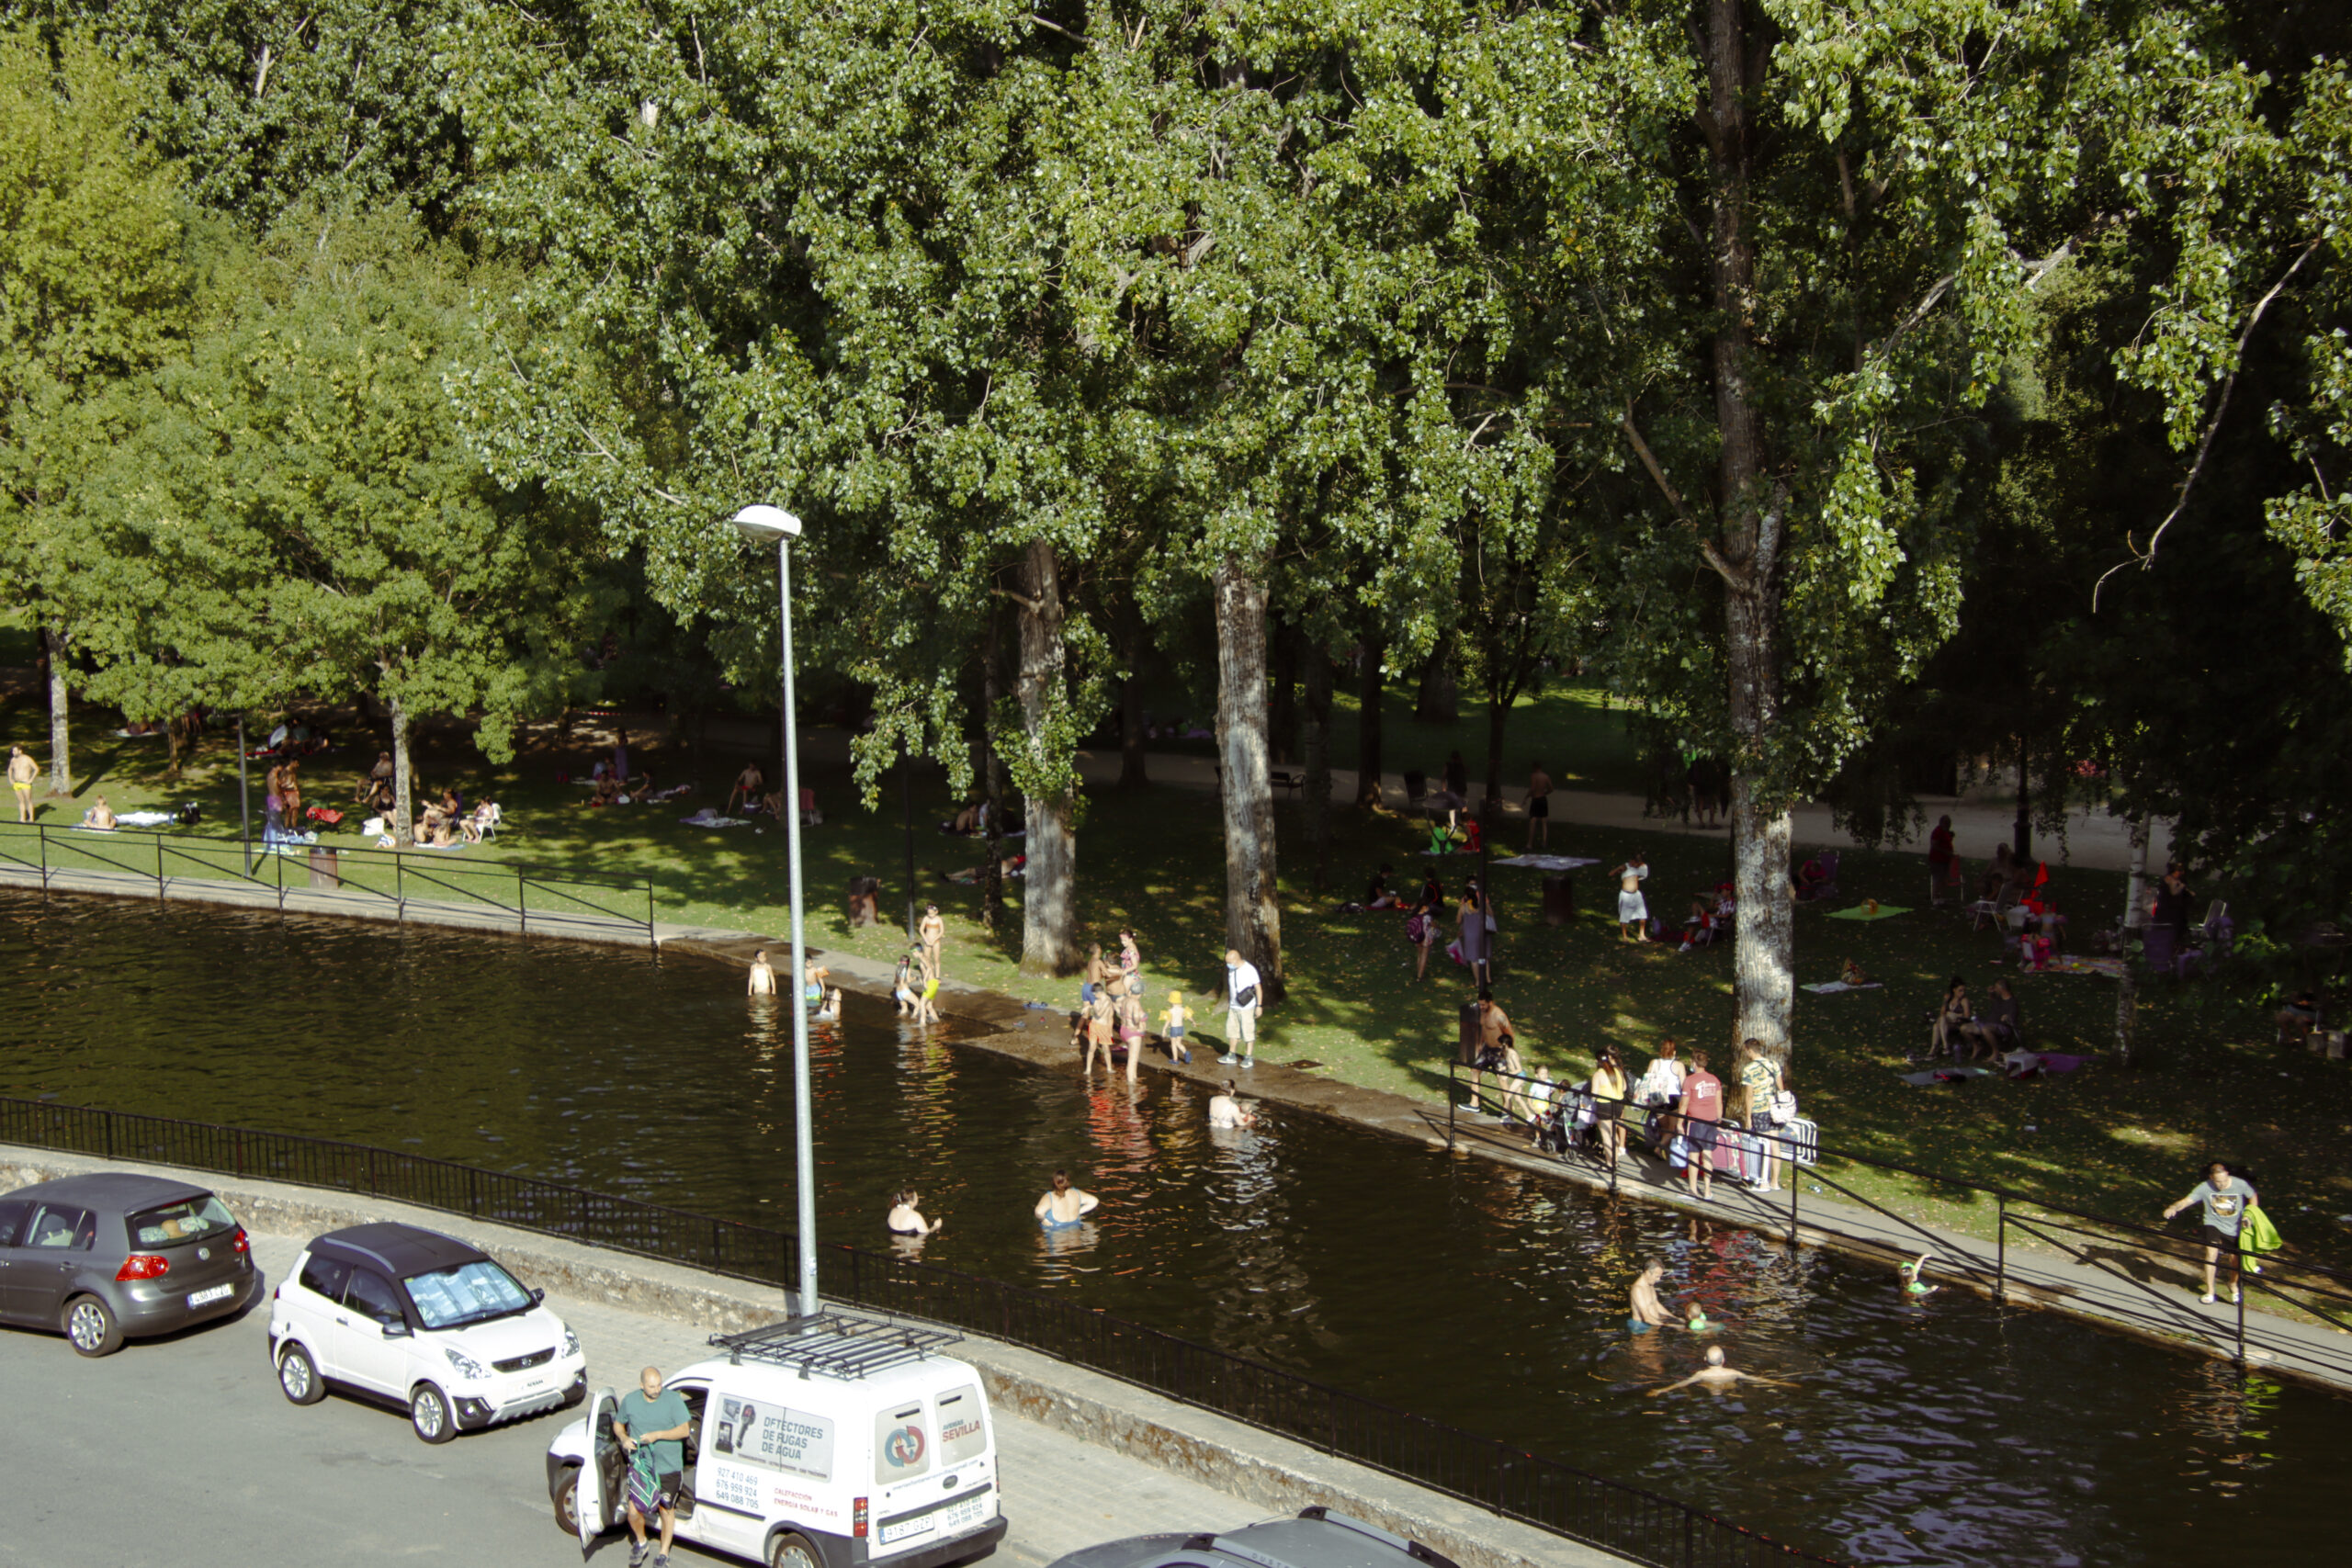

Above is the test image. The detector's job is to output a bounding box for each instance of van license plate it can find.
[187,1285,234,1307]
[878,1513,936,1547]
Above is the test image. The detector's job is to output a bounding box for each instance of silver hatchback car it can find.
[0,1172,260,1356]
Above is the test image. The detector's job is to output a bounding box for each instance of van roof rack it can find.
[708,1309,965,1381]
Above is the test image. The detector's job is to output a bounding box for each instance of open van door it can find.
[578,1387,621,1556]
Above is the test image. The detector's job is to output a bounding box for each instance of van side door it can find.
[687,1389,766,1556]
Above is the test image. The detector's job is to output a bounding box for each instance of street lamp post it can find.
[732,503,819,1322]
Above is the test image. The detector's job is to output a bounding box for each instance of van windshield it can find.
[403,1258,533,1329]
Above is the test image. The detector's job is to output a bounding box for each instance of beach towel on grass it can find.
[1800,981,1885,995]
[1487,855,1601,872]
[2041,953,2126,978]
[1826,904,1910,921]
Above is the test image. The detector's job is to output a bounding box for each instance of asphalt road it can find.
[3,1259,597,1567]
[2,1235,1265,1568]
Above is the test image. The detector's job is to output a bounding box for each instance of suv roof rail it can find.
[707,1309,965,1381]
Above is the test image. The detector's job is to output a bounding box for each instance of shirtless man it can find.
[1207,1082,1256,1129]
[8,745,38,821]
[1525,761,1554,850]
[1033,1171,1099,1227]
[727,762,767,816]
[1647,1346,1793,1396]
[1627,1263,1673,1334]
[81,795,118,830]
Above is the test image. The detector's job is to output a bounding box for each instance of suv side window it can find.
[25,1204,93,1249]
[298,1252,353,1303]
[344,1269,407,1327]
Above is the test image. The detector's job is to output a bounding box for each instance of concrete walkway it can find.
[0,1144,1628,1568]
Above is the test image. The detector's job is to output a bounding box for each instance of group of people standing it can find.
[1073,932,1263,1082]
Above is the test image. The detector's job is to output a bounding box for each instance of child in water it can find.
[1683,1301,1716,1334]
[1899,1254,1939,1298]
[1159,991,1194,1064]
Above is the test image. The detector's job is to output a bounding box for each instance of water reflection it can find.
[0,892,2340,1567]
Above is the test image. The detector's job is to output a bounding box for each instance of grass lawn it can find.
[13,690,2352,1277]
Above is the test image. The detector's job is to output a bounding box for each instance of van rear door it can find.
[869,1397,942,1553]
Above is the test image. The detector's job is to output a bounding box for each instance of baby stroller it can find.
[1535,1085,1597,1159]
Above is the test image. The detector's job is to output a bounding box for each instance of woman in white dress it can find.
[1615,853,1651,942]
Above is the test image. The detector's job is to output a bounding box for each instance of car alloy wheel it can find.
[278,1343,326,1404]
[411,1382,458,1444]
[62,1296,123,1358]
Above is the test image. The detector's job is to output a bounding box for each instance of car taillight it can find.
[853,1498,868,1539]
[117,1254,171,1280]
[232,1228,250,1253]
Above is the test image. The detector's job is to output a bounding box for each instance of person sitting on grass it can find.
[1678,898,1715,953]
[80,795,118,831]
[1840,957,1871,987]
[1792,856,1828,901]
[1962,978,2022,1058]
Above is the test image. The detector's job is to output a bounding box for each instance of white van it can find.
[546,1311,1008,1568]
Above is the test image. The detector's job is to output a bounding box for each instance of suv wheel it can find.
[410,1382,458,1444]
[62,1295,123,1358]
[553,1466,582,1536]
[277,1343,327,1404]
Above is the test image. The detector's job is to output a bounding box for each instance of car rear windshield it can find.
[402,1258,532,1329]
[126,1195,237,1249]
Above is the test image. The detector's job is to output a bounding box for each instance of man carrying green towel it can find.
[617,1365,694,1568]
[2161,1163,2257,1306]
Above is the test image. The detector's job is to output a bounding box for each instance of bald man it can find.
[616,1365,693,1566]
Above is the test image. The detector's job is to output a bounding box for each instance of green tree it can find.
[0,23,190,792]
[80,207,596,840]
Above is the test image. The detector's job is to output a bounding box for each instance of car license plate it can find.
[187,1284,234,1307]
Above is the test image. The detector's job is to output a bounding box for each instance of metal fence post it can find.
[156,833,165,901]
[1447,1065,1456,1153]
[1996,1195,2007,1307]
[519,872,528,936]
[2236,1262,2247,1371]
[39,825,48,897]
[1788,1154,1798,1249]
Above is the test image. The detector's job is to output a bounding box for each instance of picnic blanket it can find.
[1800,980,1885,995]
[680,810,752,829]
[1826,904,1911,921]
[1487,855,1601,872]
[2037,953,2126,977]
[1899,1065,1996,1087]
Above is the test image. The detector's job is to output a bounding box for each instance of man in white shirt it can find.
[1219,948,1263,1068]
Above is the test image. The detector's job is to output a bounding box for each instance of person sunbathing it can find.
[1840,958,1870,987]
[81,795,118,831]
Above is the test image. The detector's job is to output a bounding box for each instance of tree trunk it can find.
[42,625,70,795]
[164,716,185,783]
[1353,634,1387,809]
[1709,0,1794,1063]
[1214,556,1283,986]
[1302,640,1333,891]
[1414,632,1457,724]
[1118,672,1149,790]
[1482,685,1510,816]
[389,694,414,847]
[981,606,1006,937]
[1012,540,1080,975]
[2117,807,2150,1065]
[2013,735,2032,864]
[1269,622,1299,763]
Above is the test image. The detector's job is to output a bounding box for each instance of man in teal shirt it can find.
[617,1365,694,1568]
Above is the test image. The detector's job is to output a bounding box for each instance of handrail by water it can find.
[0,1095,1839,1568]
[0,822,655,946]
[1446,1062,2352,1377]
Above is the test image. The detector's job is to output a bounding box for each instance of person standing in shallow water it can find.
[919,903,945,979]
[746,949,776,997]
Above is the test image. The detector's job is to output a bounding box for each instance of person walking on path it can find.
[1928,815,1957,906]
[1219,949,1263,1067]
[1157,991,1194,1065]
[918,903,945,979]
[1525,761,1554,850]
[1677,1050,1724,1201]
[2162,1161,2257,1304]
[1615,853,1651,942]
[616,1366,693,1568]
[1457,880,1493,988]
[6,745,36,821]
[746,949,776,997]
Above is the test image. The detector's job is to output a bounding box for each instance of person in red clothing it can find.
[1677,1050,1724,1201]
[1927,815,1956,906]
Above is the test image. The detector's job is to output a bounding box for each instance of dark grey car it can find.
[1047,1508,1464,1568]
[0,1173,261,1356]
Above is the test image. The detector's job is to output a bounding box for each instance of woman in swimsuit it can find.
[1034,1171,1099,1227]
[888,1189,942,1237]
[1114,981,1147,1083]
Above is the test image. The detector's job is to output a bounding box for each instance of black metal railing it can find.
[0,822,654,946]
[1446,1063,2352,1380]
[0,1095,1838,1568]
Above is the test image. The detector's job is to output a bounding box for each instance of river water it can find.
[0,892,2337,1565]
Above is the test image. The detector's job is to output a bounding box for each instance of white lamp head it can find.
[731,504,803,542]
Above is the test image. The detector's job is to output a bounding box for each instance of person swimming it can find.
[1647,1345,1794,1396]
[1899,1253,1939,1298]
[1627,1263,1673,1334]
[888,1188,942,1237]
[1682,1301,1716,1334]
[1033,1170,1099,1228]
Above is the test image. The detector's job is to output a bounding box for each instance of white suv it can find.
[267,1221,588,1443]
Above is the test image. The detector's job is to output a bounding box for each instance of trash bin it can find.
[307,847,341,890]
[1542,874,1575,925]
